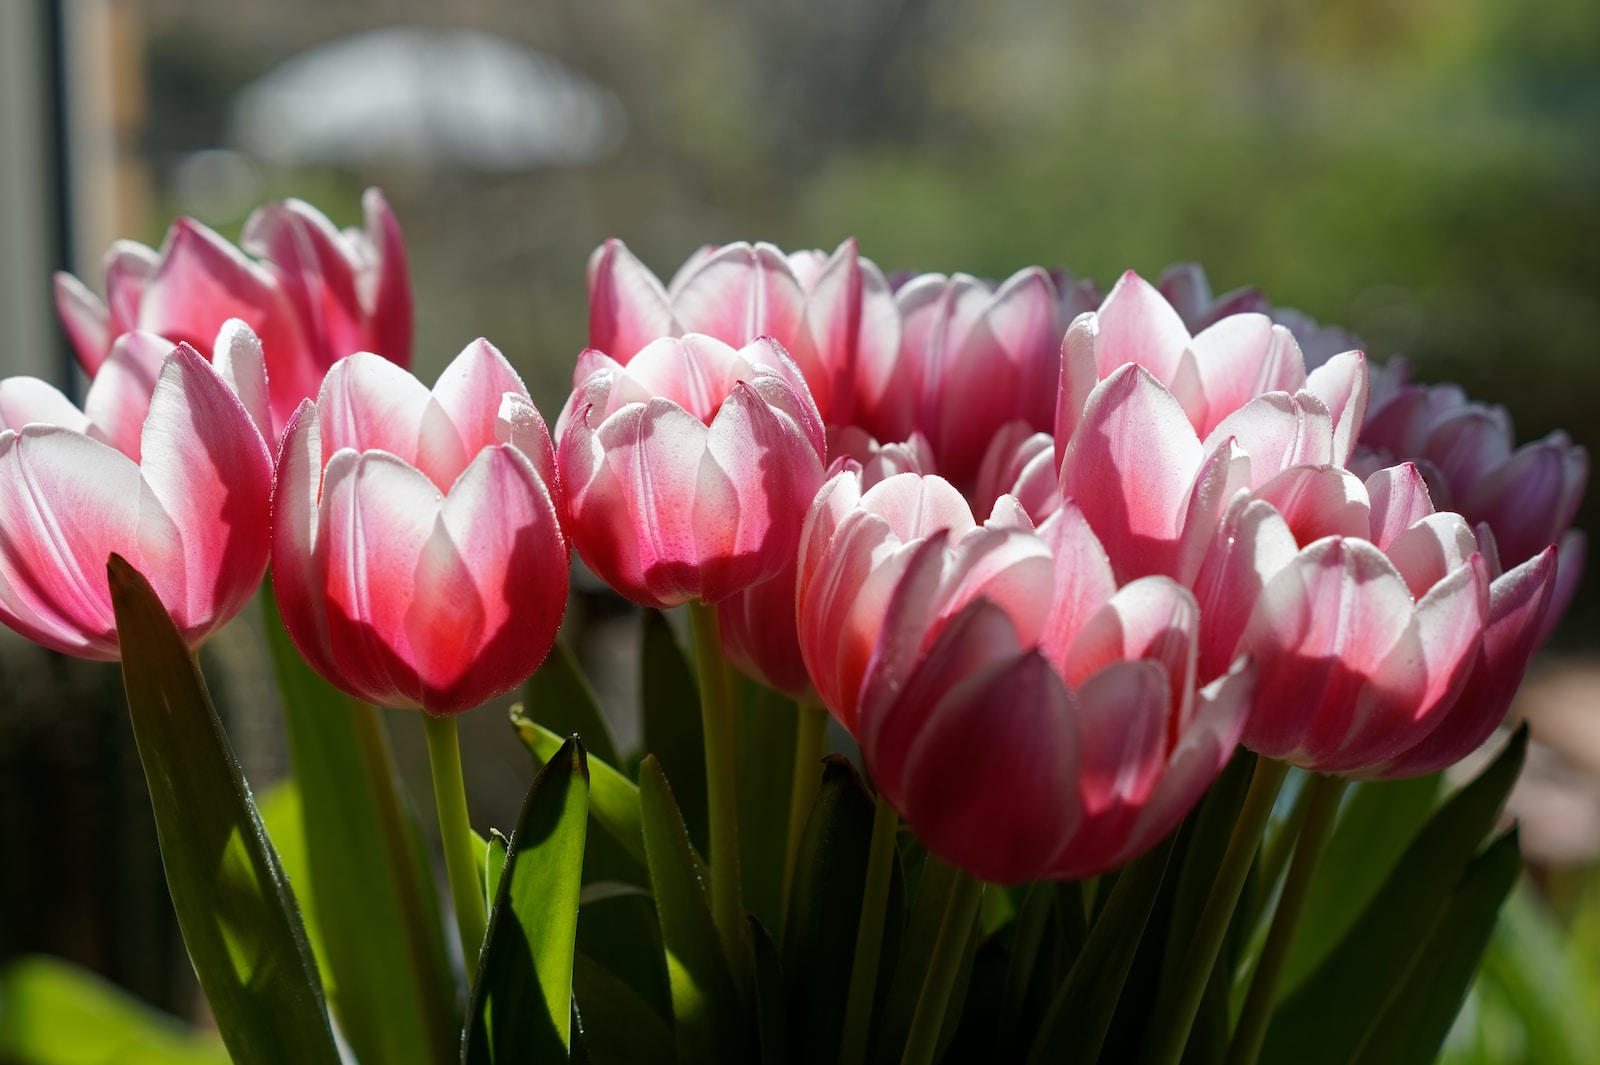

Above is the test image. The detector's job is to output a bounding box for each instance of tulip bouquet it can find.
[0,188,1586,1065]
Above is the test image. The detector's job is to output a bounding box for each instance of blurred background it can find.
[0,0,1597,1061]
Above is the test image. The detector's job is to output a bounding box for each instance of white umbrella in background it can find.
[231,26,627,171]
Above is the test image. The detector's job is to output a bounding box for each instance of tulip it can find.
[587,238,861,423]
[798,474,1253,883]
[1058,359,1366,585]
[55,189,412,439]
[0,328,273,658]
[1157,261,1361,368]
[558,335,825,609]
[1357,379,1587,640]
[272,340,568,714]
[852,265,1097,490]
[719,430,932,701]
[1054,271,1366,451]
[1193,463,1493,773]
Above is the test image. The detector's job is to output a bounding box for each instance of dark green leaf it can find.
[997,881,1055,1042]
[576,892,673,1026]
[1281,772,1442,993]
[782,756,906,1065]
[0,955,230,1065]
[261,584,456,1065]
[109,556,339,1065]
[486,829,510,911]
[523,639,622,766]
[874,854,954,1064]
[638,755,751,1063]
[1355,830,1521,1065]
[571,953,675,1065]
[467,736,591,1062]
[1027,834,1176,1065]
[641,611,709,856]
[516,713,646,868]
[1261,728,1528,1065]
[750,917,792,1065]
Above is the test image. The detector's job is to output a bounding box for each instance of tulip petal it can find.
[52,272,112,374]
[138,345,273,640]
[211,320,273,445]
[1094,270,1192,385]
[1304,350,1369,466]
[1036,504,1117,669]
[417,338,530,488]
[1383,512,1480,600]
[1204,392,1334,490]
[103,241,159,334]
[1253,465,1371,545]
[362,187,415,368]
[1192,498,1300,682]
[0,378,92,437]
[1189,315,1307,436]
[0,427,155,658]
[1061,364,1203,581]
[317,353,433,471]
[271,402,340,682]
[588,239,675,360]
[409,445,567,712]
[1364,463,1436,551]
[80,332,172,462]
[1053,312,1100,463]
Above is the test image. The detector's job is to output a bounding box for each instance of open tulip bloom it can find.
[11,199,1590,1065]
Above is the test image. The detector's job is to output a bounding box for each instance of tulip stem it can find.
[422,712,487,978]
[1147,756,1289,1065]
[901,867,984,1065]
[781,701,830,929]
[687,601,747,987]
[840,788,901,1065]
[1224,773,1348,1065]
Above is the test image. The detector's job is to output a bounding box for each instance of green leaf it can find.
[109,555,340,1065]
[781,756,906,1065]
[1282,772,1442,993]
[736,678,800,934]
[750,918,792,1065]
[0,955,231,1065]
[1475,879,1600,1065]
[254,782,325,981]
[642,611,709,856]
[524,638,622,766]
[576,891,673,1022]
[467,736,592,1062]
[515,713,646,868]
[571,953,675,1065]
[1026,833,1176,1065]
[638,755,752,1063]
[261,583,457,1065]
[486,829,510,911]
[1261,728,1528,1065]
[873,855,975,1065]
[1355,830,1521,1065]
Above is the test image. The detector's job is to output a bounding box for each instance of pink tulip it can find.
[1193,463,1495,773]
[718,430,932,701]
[1357,380,1587,639]
[1055,271,1367,450]
[798,475,1253,883]
[272,340,568,714]
[558,335,825,609]
[0,330,273,658]
[587,238,861,423]
[852,265,1097,490]
[1058,359,1366,585]
[55,189,412,439]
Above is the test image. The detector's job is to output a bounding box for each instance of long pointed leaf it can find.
[515,712,645,867]
[1026,833,1176,1065]
[641,611,709,855]
[1354,831,1521,1065]
[467,736,591,1062]
[261,585,456,1065]
[108,555,339,1065]
[638,755,751,1063]
[1261,728,1528,1065]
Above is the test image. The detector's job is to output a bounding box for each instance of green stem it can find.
[422,712,487,975]
[781,701,830,929]
[348,701,455,1049]
[1147,757,1290,1065]
[1224,774,1349,1065]
[687,601,747,986]
[901,869,984,1065]
[840,789,901,1065]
